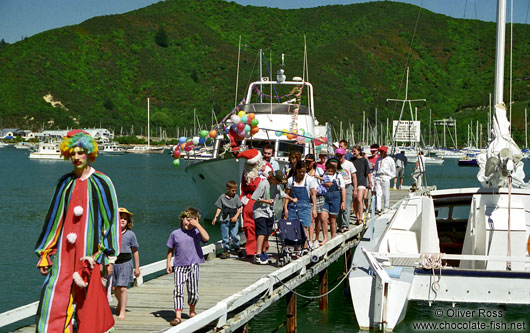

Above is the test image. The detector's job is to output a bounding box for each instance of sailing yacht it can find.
[349,1,530,331]
[126,98,165,154]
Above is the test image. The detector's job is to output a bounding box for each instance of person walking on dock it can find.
[319,158,346,244]
[351,146,371,224]
[34,130,119,333]
[411,151,426,188]
[112,207,140,320]
[166,207,210,326]
[212,181,243,259]
[335,148,357,232]
[393,151,408,189]
[373,145,396,213]
[238,149,266,257]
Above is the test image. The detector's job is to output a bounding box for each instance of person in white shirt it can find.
[335,148,357,232]
[263,144,280,172]
[373,145,396,213]
[412,151,426,188]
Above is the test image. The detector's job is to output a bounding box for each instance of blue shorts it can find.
[255,216,274,236]
[323,190,340,215]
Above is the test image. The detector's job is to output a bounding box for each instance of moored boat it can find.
[28,141,63,160]
[349,1,530,331]
[100,142,125,155]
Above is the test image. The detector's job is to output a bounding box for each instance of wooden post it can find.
[286,291,297,333]
[344,249,353,293]
[319,268,328,310]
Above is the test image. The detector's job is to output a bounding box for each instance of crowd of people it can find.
[34,130,424,330]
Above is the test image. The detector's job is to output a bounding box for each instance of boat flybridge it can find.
[185,66,328,219]
[349,1,530,331]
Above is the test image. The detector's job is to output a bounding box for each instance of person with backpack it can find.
[393,151,408,189]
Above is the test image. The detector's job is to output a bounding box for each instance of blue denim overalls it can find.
[287,177,312,228]
[323,174,341,215]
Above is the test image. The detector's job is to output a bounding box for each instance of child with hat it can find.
[112,207,140,319]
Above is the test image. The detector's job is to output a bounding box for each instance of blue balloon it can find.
[179,136,187,144]
[225,126,230,134]
[199,137,206,144]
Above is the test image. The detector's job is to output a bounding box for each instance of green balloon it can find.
[199,130,209,138]
[250,119,259,126]
[173,159,181,167]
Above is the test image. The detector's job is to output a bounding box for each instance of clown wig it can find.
[59,132,99,161]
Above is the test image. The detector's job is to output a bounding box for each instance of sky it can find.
[0,0,528,44]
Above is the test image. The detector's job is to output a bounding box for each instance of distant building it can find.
[0,128,18,139]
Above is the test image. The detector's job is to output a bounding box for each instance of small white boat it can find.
[100,142,125,155]
[126,145,165,154]
[0,141,10,148]
[29,142,63,160]
[14,142,36,150]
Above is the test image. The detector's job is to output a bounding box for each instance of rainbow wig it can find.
[60,131,99,162]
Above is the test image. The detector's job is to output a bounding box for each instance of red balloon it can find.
[237,122,245,131]
[173,150,181,158]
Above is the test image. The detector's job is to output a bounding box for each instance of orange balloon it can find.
[209,130,217,138]
[251,127,259,134]
[287,133,295,140]
[248,113,255,120]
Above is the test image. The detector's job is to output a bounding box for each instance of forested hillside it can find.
[0,0,528,144]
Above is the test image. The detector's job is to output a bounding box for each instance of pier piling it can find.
[319,268,328,310]
[286,290,297,333]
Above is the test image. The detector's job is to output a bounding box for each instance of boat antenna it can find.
[235,35,241,107]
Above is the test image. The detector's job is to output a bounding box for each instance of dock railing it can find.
[0,236,230,329]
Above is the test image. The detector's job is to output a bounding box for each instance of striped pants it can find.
[173,264,200,310]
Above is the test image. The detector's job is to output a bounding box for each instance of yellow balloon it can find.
[238,111,246,118]
[282,129,288,136]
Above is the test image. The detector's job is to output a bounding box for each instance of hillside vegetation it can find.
[0,0,529,145]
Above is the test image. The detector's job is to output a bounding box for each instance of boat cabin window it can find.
[434,203,471,256]
[241,103,309,115]
[277,142,304,158]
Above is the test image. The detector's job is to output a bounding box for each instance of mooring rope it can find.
[268,264,356,300]
[420,253,444,292]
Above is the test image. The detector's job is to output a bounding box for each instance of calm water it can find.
[1,148,528,332]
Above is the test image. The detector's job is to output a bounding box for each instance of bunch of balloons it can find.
[171,129,219,167]
[228,111,260,140]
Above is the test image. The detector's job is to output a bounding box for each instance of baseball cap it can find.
[335,148,345,155]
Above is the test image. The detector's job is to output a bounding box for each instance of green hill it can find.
[0,0,529,146]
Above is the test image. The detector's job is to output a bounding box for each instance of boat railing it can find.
[368,252,530,267]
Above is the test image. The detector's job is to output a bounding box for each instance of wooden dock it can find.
[7,189,410,332]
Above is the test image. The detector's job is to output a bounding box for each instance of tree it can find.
[155,27,168,47]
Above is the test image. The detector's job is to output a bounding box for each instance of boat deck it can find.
[11,189,410,332]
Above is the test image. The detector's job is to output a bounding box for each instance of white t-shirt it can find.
[338,159,357,185]
[323,173,346,188]
[286,174,318,197]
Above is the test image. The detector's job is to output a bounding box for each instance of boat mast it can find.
[494,0,506,106]
[147,98,150,148]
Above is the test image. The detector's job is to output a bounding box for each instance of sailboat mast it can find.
[494,0,506,105]
[147,98,150,148]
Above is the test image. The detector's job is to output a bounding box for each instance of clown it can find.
[35,130,120,333]
[237,149,266,256]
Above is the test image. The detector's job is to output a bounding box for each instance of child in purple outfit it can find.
[166,207,210,326]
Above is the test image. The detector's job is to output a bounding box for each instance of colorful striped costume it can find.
[34,168,120,333]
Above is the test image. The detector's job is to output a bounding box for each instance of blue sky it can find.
[0,0,528,43]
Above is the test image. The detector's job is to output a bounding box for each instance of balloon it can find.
[231,124,238,131]
[224,126,230,134]
[299,128,305,134]
[180,143,186,151]
[296,135,305,143]
[238,130,246,138]
[304,137,311,143]
[282,129,288,136]
[240,116,248,124]
[304,131,312,138]
[231,115,240,123]
[287,133,295,140]
[275,131,283,137]
[179,136,187,144]
[186,140,193,146]
[209,130,217,138]
[199,137,206,144]
[244,131,252,138]
[313,139,322,146]
[316,145,322,153]
[173,159,180,167]
[251,127,259,135]
[238,111,246,118]
[237,122,245,131]
[184,145,193,152]
[321,137,329,143]
[173,150,181,158]
[248,113,255,120]
[199,130,209,138]
[192,137,200,145]
[250,119,259,126]
[244,124,251,133]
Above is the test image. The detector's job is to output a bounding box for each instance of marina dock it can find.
[6,190,410,332]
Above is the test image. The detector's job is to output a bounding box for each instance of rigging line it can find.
[515,0,530,68]
[245,51,260,104]
[261,53,282,103]
[235,35,241,107]
[510,0,513,131]
[390,1,423,124]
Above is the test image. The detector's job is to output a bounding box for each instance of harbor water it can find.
[1,148,528,332]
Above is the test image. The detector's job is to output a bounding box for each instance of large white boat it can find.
[186,64,328,219]
[29,141,63,160]
[349,1,530,331]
